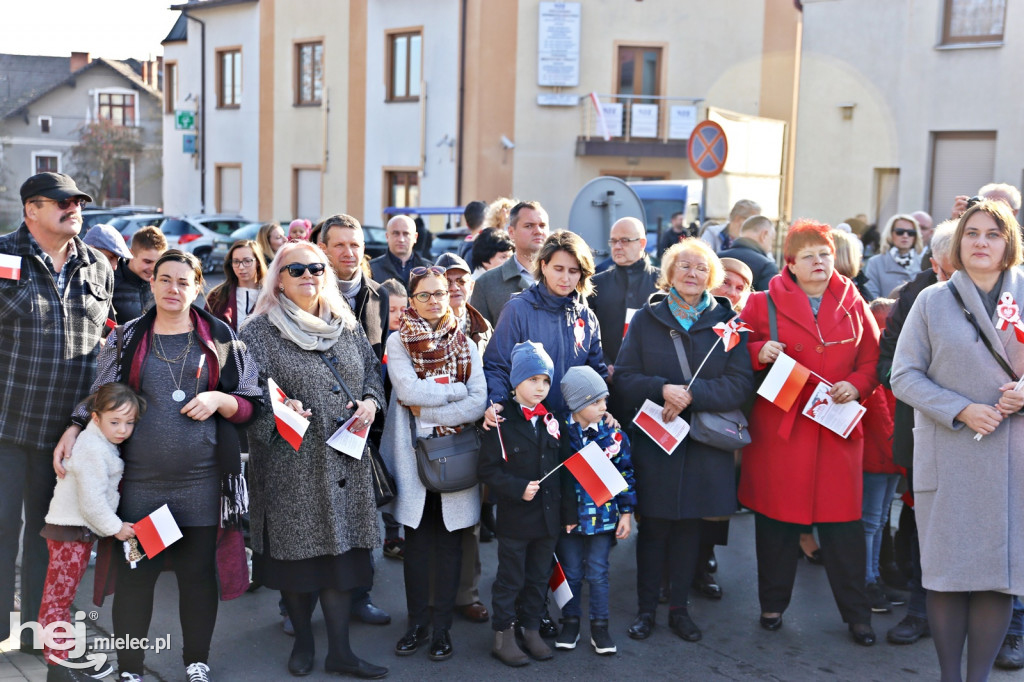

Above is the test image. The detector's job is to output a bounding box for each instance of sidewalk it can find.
[0,640,47,682]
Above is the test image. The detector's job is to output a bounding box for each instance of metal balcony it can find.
[576,93,704,158]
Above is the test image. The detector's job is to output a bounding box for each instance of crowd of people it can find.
[2,170,1023,682]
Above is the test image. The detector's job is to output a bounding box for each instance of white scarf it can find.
[267,294,344,351]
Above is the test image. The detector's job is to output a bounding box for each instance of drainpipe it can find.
[182,9,206,213]
[455,0,467,204]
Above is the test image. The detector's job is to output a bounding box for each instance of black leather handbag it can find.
[414,423,481,494]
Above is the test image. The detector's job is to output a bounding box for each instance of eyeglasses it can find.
[814,308,857,348]
[892,228,917,238]
[608,237,642,247]
[31,197,88,210]
[279,262,326,277]
[412,290,449,302]
[232,258,256,267]
[674,261,710,274]
[410,266,446,278]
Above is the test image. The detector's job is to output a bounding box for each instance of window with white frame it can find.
[96,90,137,126]
[38,116,52,134]
[33,153,59,174]
[942,0,1006,44]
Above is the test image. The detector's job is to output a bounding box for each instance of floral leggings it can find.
[38,539,93,663]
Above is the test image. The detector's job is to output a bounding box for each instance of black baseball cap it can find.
[20,172,93,204]
[434,252,471,274]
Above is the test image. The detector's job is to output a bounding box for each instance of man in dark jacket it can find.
[716,215,778,291]
[112,225,167,323]
[369,215,431,285]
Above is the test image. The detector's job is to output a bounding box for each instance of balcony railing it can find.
[577,93,704,157]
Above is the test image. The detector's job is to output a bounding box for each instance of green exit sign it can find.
[175,110,195,130]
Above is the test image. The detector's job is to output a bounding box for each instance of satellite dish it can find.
[567,177,647,259]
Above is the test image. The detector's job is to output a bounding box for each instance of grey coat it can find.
[379,331,487,532]
[469,256,532,327]
[241,314,385,561]
[891,268,1024,593]
[863,249,922,299]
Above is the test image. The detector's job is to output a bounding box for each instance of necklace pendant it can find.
[172,389,186,402]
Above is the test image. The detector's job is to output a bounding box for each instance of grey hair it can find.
[979,182,1022,213]
[929,220,957,261]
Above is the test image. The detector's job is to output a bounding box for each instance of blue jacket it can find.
[561,417,636,535]
[483,284,607,415]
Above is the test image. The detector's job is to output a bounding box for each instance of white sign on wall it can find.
[538,2,581,87]
[630,104,659,138]
[668,105,698,140]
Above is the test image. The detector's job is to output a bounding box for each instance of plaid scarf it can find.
[399,306,472,435]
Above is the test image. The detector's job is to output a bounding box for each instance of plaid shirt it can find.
[0,224,113,449]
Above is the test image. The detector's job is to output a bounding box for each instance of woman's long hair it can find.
[247,241,356,329]
[206,240,267,314]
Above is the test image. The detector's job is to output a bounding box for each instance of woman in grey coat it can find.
[862,214,924,299]
[241,241,388,679]
[379,266,487,661]
[891,200,1024,682]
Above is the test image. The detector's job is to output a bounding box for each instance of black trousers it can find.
[113,526,219,673]
[754,513,871,625]
[403,492,463,631]
[491,534,557,631]
[637,516,702,613]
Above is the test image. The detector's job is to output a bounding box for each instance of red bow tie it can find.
[522,404,548,420]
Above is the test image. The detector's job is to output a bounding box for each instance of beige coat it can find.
[891,268,1024,593]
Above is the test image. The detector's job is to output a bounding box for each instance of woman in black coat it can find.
[614,239,753,644]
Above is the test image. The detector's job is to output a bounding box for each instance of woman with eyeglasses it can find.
[614,239,753,644]
[862,214,924,299]
[739,221,881,645]
[240,241,388,679]
[892,200,1024,681]
[205,239,267,331]
[56,250,262,682]
[378,265,487,662]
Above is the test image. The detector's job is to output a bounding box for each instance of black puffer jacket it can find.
[112,261,154,323]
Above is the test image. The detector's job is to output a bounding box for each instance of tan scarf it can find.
[399,307,472,435]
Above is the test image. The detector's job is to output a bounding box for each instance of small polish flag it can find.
[0,254,21,280]
[757,352,811,412]
[269,378,309,451]
[133,504,183,558]
[564,442,628,507]
[549,559,573,609]
[623,308,638,338]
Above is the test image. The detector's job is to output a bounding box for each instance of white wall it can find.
[162,34,201,216]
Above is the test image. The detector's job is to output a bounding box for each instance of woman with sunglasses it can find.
[205,239,267,331]
[240,241,387,679]
[862,214,924,299]
[739,221,881,645]
[379,265,486,662]
[892,200,1024,681]
[57,250,261,682]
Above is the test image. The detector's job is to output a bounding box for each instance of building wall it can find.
[794,0,1024,225]
[162,37,201,215]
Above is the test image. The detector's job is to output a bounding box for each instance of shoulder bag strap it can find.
[669,330,693,384]
[947,282,1018,381]
[766,291,778,342]
[317,352,358,404]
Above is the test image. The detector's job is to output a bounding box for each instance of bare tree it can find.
[69,120,144,206]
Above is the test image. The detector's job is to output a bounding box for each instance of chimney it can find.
[70,51,90,72]
[155,56,163,89]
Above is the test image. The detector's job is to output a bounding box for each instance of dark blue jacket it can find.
[483,284,607,416]
[560,418,636,535]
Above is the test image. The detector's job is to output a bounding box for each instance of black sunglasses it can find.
[279,262,326,278]
[32,196,88,210]
[892,228,917,237]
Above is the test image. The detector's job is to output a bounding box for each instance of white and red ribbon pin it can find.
[996,293,1024,343]
[573,318,586,349]
[712,317,754,352]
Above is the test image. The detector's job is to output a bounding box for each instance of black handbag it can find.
[413,420,481,494]
[670,329,752,451]
[317,353,396,507]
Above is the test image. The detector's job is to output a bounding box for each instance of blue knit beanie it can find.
[510,341,554,389]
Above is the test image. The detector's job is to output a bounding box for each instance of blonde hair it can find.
[256,222,285,259]
[656,238,725,292]
[880,214,923,253]
[830,229,863,279]
[248,241,356,329]
[483,197,519,230]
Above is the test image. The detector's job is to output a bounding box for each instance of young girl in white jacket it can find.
[39,383,144,681]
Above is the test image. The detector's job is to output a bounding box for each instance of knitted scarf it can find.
[667,287,710,330]
[399,306,472,436]
[890,246,914,270]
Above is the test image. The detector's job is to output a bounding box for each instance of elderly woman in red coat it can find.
[738,221,881,645]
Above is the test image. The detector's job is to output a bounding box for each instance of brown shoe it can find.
[457,602,490,623]
[492,627,529,667]
[521,628,553,660]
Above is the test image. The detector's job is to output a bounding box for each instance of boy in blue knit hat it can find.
[554,365,635,656]
[478,341,570,667]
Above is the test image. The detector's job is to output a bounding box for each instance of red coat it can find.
[862,386,900,475]
[738,270,880,524]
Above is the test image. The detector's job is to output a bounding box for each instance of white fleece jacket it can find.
[44,420,125,537]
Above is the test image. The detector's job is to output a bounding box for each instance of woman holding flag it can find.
[891,200,1024,681]
[614,239,753,644]
[739,220,880,645]
[241,241,387,679]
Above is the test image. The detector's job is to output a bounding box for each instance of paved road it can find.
[59,511,974,681]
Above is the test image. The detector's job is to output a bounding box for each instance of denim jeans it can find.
[556,532,613,621]
[862,472,900,584]
[1010,596,1024,637]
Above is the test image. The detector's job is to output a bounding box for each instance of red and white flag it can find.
[133,504,183,558]
[564,442,628,507]
[549,559,573,609]
[712,317,753,352]
[269,377,309,451]
[589,92,612,141]
[0,254,21,281]
[623,308,639,339]
[757,352,811,412]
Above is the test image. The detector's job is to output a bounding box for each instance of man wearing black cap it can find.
[0,172,113,651]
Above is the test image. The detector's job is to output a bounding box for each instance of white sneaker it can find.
[185,662,211,682]
[117,673,142,682]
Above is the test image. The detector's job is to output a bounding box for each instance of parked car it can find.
[209,222,265,269]
[111,214,168,243]
[362,225,389,259]
[82,206,162,236]
[430,228,471,259]
[156,214,251,272]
